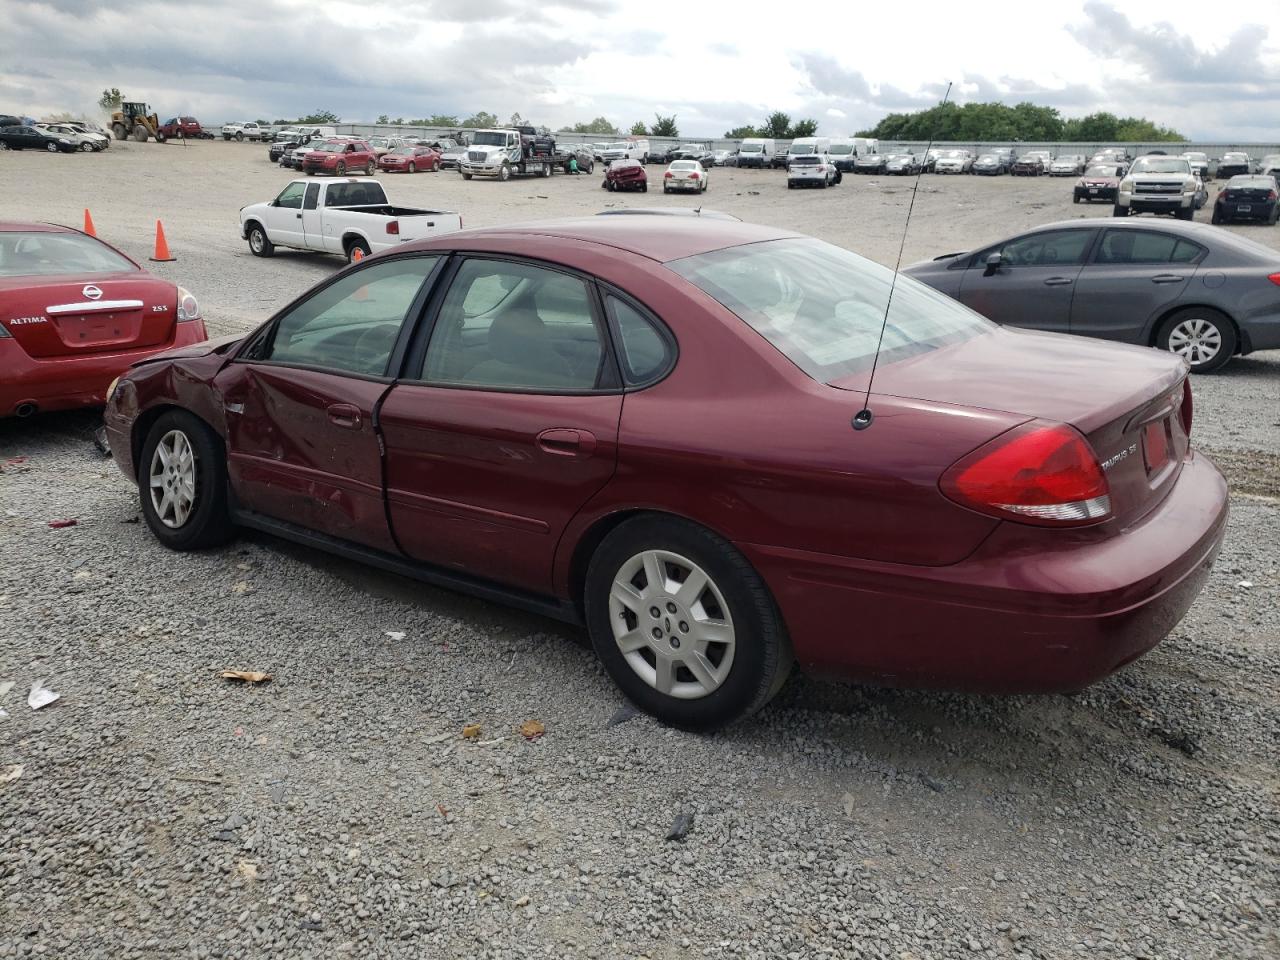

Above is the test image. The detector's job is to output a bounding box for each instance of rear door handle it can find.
[1151,274,1185,284]
[326,403,361,429]
[537,428,597,458]
[1043,277,1074,286]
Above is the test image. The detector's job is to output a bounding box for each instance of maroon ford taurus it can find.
[103,217,1228,729]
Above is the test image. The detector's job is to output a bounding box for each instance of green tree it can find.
[98,88,124,112]
[724,125,757,138]
[761,111,791,139]
[377,114,390,124]
[462,111,499,128]
[298,109,339,124]
[787,118,818,138]
[559,116,617,135]
[630,120,648,136]
[510,112,524,128]
[858,101,1183,143]
[650,113,679,137]
[409,114,460,127]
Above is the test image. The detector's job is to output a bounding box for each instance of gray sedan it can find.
[903,219,1280,373]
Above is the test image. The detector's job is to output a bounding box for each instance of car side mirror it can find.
[983,253,1003,276]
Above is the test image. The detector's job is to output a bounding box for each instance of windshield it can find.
[1084,166,1116,177]
[670,161,697,170]
[1131,157,1191,175]
[669,239,990,383]
[790,156,820,166]
[0,231,136,278]
[740,143,763,152]
[829,144,853,155]
[1182,153,1207,162]
[369,138,388,147]
[605,142,629,151]
[1224,153,1247,160]
[390,146,415,156]
[471,131,509,147]
[314,142,347,153]
[790,142,818,155]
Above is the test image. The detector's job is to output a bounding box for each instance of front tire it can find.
[584,516,792,731]
[499,163,511,182]
[247,223,274,257]
[139,411,234,551]
[335,161,346,175]
[46,142,58,153]
[1157,308,1236,374]
[81,142,94,152]
[407,162,416,174]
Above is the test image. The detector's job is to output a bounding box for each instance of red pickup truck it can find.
[157,117,208,139]
[302,139,377,176]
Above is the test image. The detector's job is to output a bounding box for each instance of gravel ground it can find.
[1,140,1278,959]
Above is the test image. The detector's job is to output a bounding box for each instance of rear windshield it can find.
[1084,166,1116,177]
[1228,177,1275,189]
[325,181,389,206]
[0,231,136,277]
[668,238,991,383]
[790,156,820,165]
[670,161,697,170]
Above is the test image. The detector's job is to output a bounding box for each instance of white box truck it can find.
[737,138,775,169]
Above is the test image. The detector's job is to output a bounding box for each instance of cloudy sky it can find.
[2,0,1277,140]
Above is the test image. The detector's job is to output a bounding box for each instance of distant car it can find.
[1011,154,1046,176]
[61,120,112,149]
[934,150,974,174]
[1115,155,1205,219]
[675,146,715,167]
[603,158,647,192]
[1211,175,1279,225]
[884,153,921,176]
[972,154,1008,176]
[770,149,790,170]
[1050,155,1086,177]
[302,140,377,176]
[0,114,21,128]
[438,143,468,169]
[378,144,441,173]
[645,146,671,165]
[787,154,839,188]
[367,136,404,158]
[36,123,104,152]
[158,117,205,139]
[0,125,76,152]
[1179,152,1210,180]
[1073,164,1125,203]
[1260,155,1280,179]
[663,160,707,193]
[712,149,736,167]
[0,221,207,418]
[904,217,1280,372]
[221,121,267,142]
[853,153,887,175]
[1216,153,1253,179]
[564,147,594,175]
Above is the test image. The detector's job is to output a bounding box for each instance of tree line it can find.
[856,101,1185,143]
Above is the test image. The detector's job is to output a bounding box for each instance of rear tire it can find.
[138,411,234,551]
[1211,207,1223,225]
[365,161,374,175]
[346,239,371,263]
[584,516,792,731]
[133,125,147,142]
[1112,205,1128,217]
[1157,307,1236,374]
[80,142,94,153]
[114,123,127,141]
[46,142,58,153]
[235,131,244,142]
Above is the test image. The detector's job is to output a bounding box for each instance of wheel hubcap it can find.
[609,550,735,700]
[148,430,197,528]
[1167,318,1222,366]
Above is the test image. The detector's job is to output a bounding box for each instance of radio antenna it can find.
[853,80,953,431]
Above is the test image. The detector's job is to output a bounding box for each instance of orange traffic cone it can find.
[83,209,96,237]
[149,220,175,262]
[351,246,364,262]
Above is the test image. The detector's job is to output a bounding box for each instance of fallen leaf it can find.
[0,764,22,784]
[518,720,545,741]
[462,723,481,740]
[47,519,78,529]
[436,803,449,817]
[220,670,272,684]
[28,680,60,710]
[235,860,258,881]
[514,895,530,907]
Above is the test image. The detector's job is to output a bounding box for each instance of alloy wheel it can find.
[1167,318,1222,366]
[149,429,198,529]
[608,550,736,700]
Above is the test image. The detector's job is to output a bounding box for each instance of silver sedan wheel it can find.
[149,429,197,529]
[608,550,735,700]
[1167,318,1222,367]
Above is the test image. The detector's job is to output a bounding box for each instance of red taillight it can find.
[940,421,1111,526]
[664,171,673,178]
[1269,190,1278,201]
[386,220,399,236]
[689,172,700,179]
[1269,273,1280,287]
[1180,379,1193,438]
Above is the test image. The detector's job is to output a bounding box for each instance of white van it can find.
[829,138,856,172]
[602,139,649,164]
[737,137,775,169]
[851,137,879,157]
[786,137,831,163]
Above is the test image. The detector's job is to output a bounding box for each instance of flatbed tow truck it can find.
[457,128,573,181]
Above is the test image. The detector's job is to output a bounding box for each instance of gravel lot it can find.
[1,140,1277,959]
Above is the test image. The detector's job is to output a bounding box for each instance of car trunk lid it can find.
[0,273,176,358]
[833,327,1189,526]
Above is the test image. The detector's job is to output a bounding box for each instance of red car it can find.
[157,117,205,139]
[102,218,1227,730]
[603,159,648,192]
[0,222,207,418]
[303,139,376,176]
[378,144,441,173]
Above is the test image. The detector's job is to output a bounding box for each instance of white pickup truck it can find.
[239,178,463,263]
[221,121,268,142]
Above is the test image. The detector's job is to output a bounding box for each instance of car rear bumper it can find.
[740,452,1228,693]
[0,320,210,418]
[1216,201,1276,221]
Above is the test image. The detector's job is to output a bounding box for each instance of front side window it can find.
[264,257,438,376]
[669,238,991,383]
[1094,231,1204,265]
[275,182,306,209]
[421,259,606,391]
[987,229,1093,268]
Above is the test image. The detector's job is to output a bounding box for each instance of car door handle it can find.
[296,213,302,219]
[537,428,596,458]
[326,403,361,429]
[1151,274,1185,284]
[1043,277,1074,286]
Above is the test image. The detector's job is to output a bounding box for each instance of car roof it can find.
[0,221,76,234]
[410,216,798,263]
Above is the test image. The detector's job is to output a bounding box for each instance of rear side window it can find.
[606,295,674,386]
[1094,230,1205,265]
[303,183,320,210]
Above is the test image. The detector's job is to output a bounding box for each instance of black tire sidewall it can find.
[138,411,232,550]
[584,517,788,731]
[1158,309,1236,374]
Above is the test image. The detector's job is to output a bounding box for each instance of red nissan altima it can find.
[102,217,1228,729]
[0,222,207,418]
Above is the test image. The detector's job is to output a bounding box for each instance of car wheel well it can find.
[342,233,368,253]
[131,405,216,474]
[1150,303,1241,354]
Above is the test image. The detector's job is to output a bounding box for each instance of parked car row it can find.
[0,121,110,153]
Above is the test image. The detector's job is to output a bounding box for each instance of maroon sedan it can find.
[1,222,207,418]
[102,217,1227,729]
[1074,164,1125,204]
[604,159,648,192]
[379,144,441,174]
